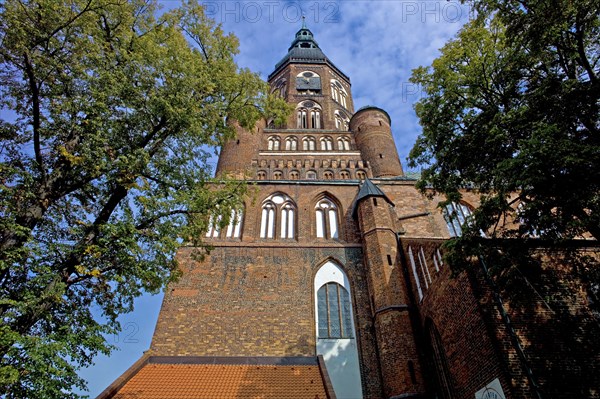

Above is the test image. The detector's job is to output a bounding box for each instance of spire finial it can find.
[301,15,307,29]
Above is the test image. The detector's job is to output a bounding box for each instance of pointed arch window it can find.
[356,170,366,180]
[330,80,349,109]
[267,136,280,150]
[313,261,363,397]
[303,136,316,151]
[443,202,473,237]
[257,170,267,180]
[315,198,339,239]
[225,208,243,238]
[271,78,287,98]
[296,101,322,129]
[285,136,298,150]
[337,137,350,150]
[334,110,349,131]
[340,170,350,180]
[206,208,244,239]
[260,193,296,239]
[320,137,333,151]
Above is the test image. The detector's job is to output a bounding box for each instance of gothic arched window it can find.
[260,193,296,239]
[267,136,280,150]
[303,136,316,151]
[315,198,339,239]
[323,171,334,180]
[285,136,298,150]
[289,170,299,180]
[257,170,267,180]
[340,170,350,180]
[273,171,283,180]
[443,202,473,237]
[225,208,244,238]
[296,101,322,129]
[356,170,366,180]
[320,137,333,151]
[206,208,244,239]
[313,261,362,397]
[337,137,350,150]
[330,80,348,109]
[271,77,287,98]
[334,110,350,131]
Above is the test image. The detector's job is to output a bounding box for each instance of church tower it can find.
[100,22,577,399]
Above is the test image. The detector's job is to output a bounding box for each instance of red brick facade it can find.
[105,26,600,399]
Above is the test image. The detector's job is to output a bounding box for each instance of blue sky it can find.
[78,1,470,396]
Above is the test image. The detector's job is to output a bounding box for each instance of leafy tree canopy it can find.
[0,0,289,396]
[409,0,600,243]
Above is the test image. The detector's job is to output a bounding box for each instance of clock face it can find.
[296,76,321,90]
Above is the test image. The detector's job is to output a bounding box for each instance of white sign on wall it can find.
[475,378,506,399]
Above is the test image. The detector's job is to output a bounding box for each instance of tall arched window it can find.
[334,110,349,131]
[206,208,244,239]
[314,261,362,398]
[296,101,322,129]
[337,137,350,150]
[330,79,348,109]
[267,136,280,150]
[260,193,296,239]
[271,78,287,98]
[320,137,333,150]
[225,208,244,238]
[285,136,298,150]
[315,198,339,239]
[303,136,316,151]
[443,202,473,237]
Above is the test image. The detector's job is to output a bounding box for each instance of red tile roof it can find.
[98,356,336,399]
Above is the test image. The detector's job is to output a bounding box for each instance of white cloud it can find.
[210,0,468,165]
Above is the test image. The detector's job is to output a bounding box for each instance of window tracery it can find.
[260,193,296,239]
[315,197,339,239]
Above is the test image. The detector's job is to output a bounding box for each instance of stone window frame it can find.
[355,170,367,180]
